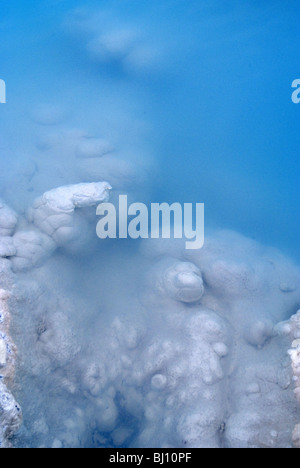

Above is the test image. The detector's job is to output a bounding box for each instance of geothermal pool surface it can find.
[0,0,300,449]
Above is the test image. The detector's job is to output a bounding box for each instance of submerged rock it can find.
[1,182,300,449]
[0,381,22,448]
[28,182,111,248]
[0,201,18,238]
[0,288,22,448]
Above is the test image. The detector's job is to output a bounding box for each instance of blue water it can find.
[1,0,299,260]
[1,0,300,449]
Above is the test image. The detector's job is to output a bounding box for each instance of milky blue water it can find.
[1,0,300,449]
[1,0,299,260]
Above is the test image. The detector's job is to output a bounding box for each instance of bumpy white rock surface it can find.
[0,182,112,274]
[0,289,16,384]
[0,338,7,368]
[11,230,56,273]
[1,183,300,449]
[135,233,300,448]
[293,424,300,448]
[31,182,111,213]
[0,285,22,448]
[6,225,300,449]
[0,381,22,448]
[0,182,116,445]
[276,310,300,447]
[0,238,17,258]
[28,182,112,244]
[152,260,205,304]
